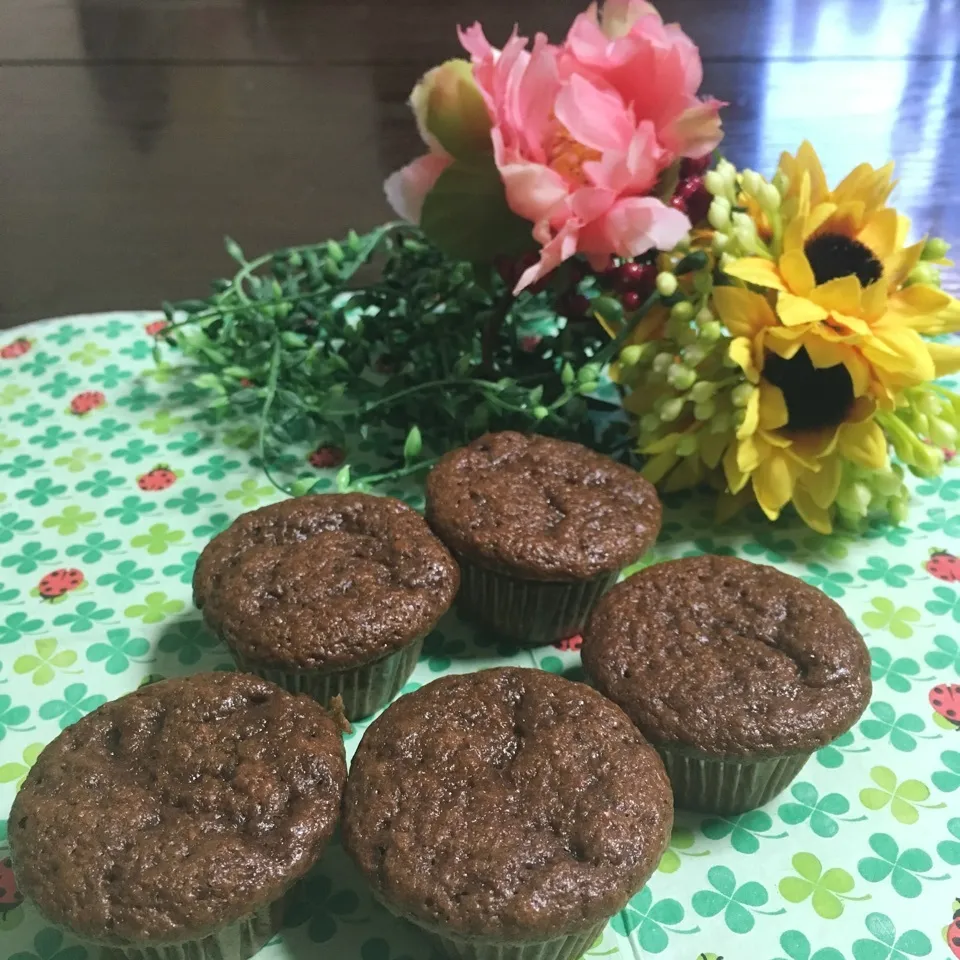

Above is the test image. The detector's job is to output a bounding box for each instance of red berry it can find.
[137,465,177,491]
[616,262,647,288]
[69,391,106,416]
[308,445,345,469]
[38,568,85,599]
[622,291,641,311]
[681,156,712,178]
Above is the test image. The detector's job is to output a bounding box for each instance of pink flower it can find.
[385,2,724,293]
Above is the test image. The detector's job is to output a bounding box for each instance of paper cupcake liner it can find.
[230,636,424,721]
[455,557,619,647]
[657,747,811,814]
[99,899,281,960]
[425,921,607,960]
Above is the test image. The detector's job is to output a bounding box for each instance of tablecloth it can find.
[0,313,954,960]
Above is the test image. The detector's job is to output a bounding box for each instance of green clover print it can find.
[119,339,152,362]
[10,926,89,960]
[29,425,77,450]
[926,585,960,622]
[193,513,232,539]
[862,598,920,638]
[21,350,60,377]
[859,766,944,824]
[193,454,242,481]
[858,557,913,587]
[691,865,783,933]
[917,474,960,499]
[65,532,122,563]
[0,383,30,406]
[38,683,107,729]
[124,591,184,624]
[0,454,43,479]
[700,809,787,854]
[0,694,33,741]
[14,637,79,686]
[86,628,152,675]
[852,912,931,960]
[96,560,154,594]
[47,322,83,345]
[932,749,960,792]
[222,424,259,450]
[777,781,865,838]
[283,871,364,942]
[740,534,794,563]
[857,832,947,898]
[92,318,130,339]
[657,825,707,874]
[0,581,21,605]
[83,417,130,442]
[801,563,854,598]
[53,447,102,473]
[53,601,115,634]
[90,363,132,387]
[858,702,935,752]
[104,495,157,525]
[69,342,109,366]
[611,886,698,951]
[421,630,467,673]
[16,477,67,507]
[937,817,960,864]
[166,431,214,456]
[10,403,53,426]
[165,486,216,515]
[1,540,56,574]
[139,410,185,435]
[919,506,960,537]
[870,649,931,693]
[925,635,960,674]
[131,523,185,555]
[0,511,33,543]
[75,469,125,498]
[39,371,81,398]
[162,551,199,585]
[0,612,45,646]
[110,438,159,464]
[0,742,43,790]
[774,930,844,960]
[225,478,276,508]
[42,505,97,536]
[778,853,869,919]
[157,619,220,665]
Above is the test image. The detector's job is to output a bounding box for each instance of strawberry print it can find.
[0,857,23,914]
[554,634,582,652]
[36,567,85,601]
[144,320,168,337]
[0,337,31,359]
[308,445,345,469]
[930,682,960,730]
[68,390,106,416]
[137,465,177,492]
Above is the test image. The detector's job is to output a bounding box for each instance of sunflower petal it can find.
[928,342,960,379]
[777,291,828,326]
[753,453,795,520]
[728,337,759,382]
[724,257,788,291]
[779,250,816,296]
[811,275,863,314]
[737,387,760,439]
[801,456,843,509]
[723,442,750,493]
[759,383,788,430]
[856,207,899,260]
[712,286,777,337]
[792,486,834,534]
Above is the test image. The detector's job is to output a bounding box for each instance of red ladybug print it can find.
[554,635,583,653]
[926,548,960,582]
[308,445,345,469]
[37,568,85,600]
[137,465,177,491]
[144,319,168,337]
[69,390,106,416]
[930,683,960,730]
[0,857,23,914]
[0,337,31,360]
[949,902,960,960]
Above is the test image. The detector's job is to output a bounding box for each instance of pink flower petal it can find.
[383,153,451,224]
[514,220,580,293]
[582,195,689,259]
[661,97,726,158]
[500,160,571,224]
[554,73,633,152]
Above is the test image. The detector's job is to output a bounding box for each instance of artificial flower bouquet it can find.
[165,0,959,535]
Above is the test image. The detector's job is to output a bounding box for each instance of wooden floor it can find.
[0,0,957,328]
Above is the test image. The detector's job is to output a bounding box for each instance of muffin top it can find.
[425,432,662,580]
[9,672,347,945]
[582,555,872,757]
[194,494,459,670]
[342,667,673,940]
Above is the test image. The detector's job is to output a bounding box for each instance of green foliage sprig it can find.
[159,225,635,492]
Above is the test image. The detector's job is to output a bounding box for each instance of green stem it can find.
[258,336,284,493]
[593,290,662,366]
[358,455,442,487]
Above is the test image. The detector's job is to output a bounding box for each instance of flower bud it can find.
[741,169,762,196]
[659,397,684,421]
[620,344,646,367]
[912,442,944,477]
[837,481,872,516]
[708,201,731,231]
[700,320,723,341]
[696,306,714,326]
[922,237,950,261]
[640,413,661,434]
[682,344,708,367]
[732,383,754,408]
[907,263,941,287]
[694,399,716,421]
[656,272,679,297]
[772,171,790,195]
[760,182,781,210]
[411,59,492,158]
[670,300,695,322]
[653,351,674,373]
[690,380,716,403]
[533,405,549,420]
[717,159,737,186]
[889,495,909,525]
[676,434,699,457]
[667,364,696,390]
[712,232,729,254]
[929,417,958,449]
[704,170,726,197]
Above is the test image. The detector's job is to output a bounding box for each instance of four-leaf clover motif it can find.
[38,682,107,729]
[86,628,152,675]
[857,832,948,898]
[123,591,185,624]
[611,886,697,952]
[862,598,920,638]
[852,912,932,960]
[692,865,784,933]
[700,809,787,854]
[777,782,865,838]
[778,853,869,919]
[859,766,945,824]
[13,637,78,686]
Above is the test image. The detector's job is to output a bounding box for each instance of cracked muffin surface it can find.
[9,672,347,945]
[426,432,661,581]
[582,555,872,757]
[342,667,673,940]
[194,494,459,670]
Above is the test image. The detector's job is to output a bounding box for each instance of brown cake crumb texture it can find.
[194,494,459,670]
[426,432,662,581]
[343,667,673,941]
[9,673,347,945]
[582,555,872,757]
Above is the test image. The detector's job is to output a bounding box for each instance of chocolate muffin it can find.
[582,555,872,814]
[343,667,673,960]
[9,672,348,960]
[194,493,459,719]
[425,432,661,645]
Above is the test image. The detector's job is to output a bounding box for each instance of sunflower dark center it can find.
[804,233,883,287]
[763,348,854,432]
